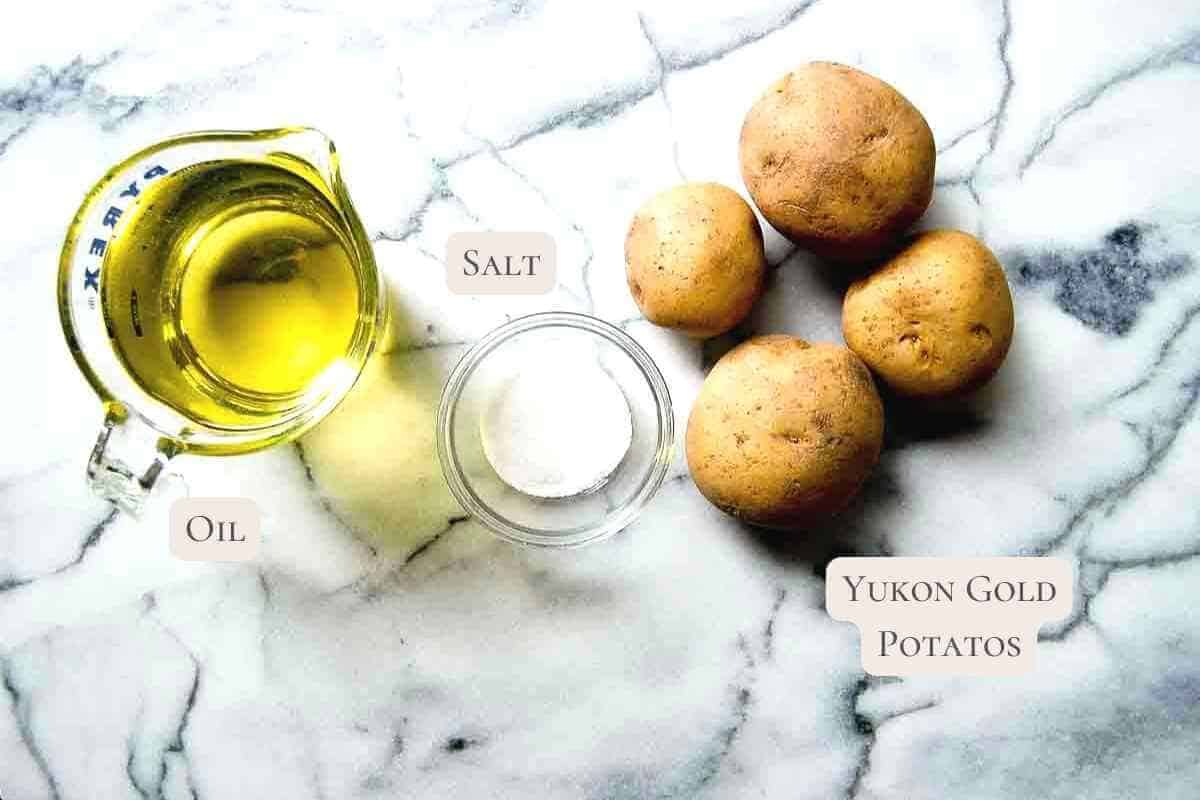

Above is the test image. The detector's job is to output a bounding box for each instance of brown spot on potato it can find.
[863,125,889,144]
[970,322,992,344]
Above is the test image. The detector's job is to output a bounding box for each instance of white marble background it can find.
[3,0,1200,797]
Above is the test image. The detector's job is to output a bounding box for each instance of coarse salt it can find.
[480,359,632,498]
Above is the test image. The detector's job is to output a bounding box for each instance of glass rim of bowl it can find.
[435,311,674,548]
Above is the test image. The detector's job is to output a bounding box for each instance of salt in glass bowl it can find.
[436,312,674,548]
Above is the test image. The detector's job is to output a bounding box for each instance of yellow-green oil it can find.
[100,156,364,429]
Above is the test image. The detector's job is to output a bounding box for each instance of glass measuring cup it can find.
[57,128,385,514]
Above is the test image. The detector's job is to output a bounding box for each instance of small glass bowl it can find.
[436,312,674,548]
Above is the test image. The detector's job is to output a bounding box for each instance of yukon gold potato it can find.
[842,229,1015,399]
[739,62,935,263]
[625,182,766,338]
[686,336,884,529]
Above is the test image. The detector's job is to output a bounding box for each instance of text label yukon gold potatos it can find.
[827,557,1073,676]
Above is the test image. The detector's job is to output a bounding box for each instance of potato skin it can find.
[739,62,935,263]
[686,336,884,530]
[842,229,1014,399]
[625,182,766,338]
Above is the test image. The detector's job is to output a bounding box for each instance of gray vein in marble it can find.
[292,439,482,596]
[843,676,875,800]
[0,119,33,161]
[124,690,173,800]
[359,722,408,794]
[258,567,277,683]
[696,683,753,791]
[402,513,470,568]
[965,0,1014,206]
[366,3,839,258]
[1088,543,1200,573]
[373,154,480,245]
[126,731,153,800]
[257,567,273,611]
[1110,300,1200,403]
[496,77,662,156]
[1,654,60,799]
[636,12,685,181]
[846,679,947,798]
[614,314,657,331]
[1031,365,1198,560]
[294,441,378,559]
[452,2,823,166]
[647,1,822,74]
[1024,265,1199,582]
[1018,32,1200,178]
[479,139,596,312]
[1046,548,1200,648]
[1039,559,1114,644]
[0,506,117,594]
[675,635,756,796]
[148,614,202,800]
[672,586,806,795]
[324,512,473,602]
[937,112,997,157]
[0,52,147,159]
[761,586,788,661]
[582,600,785,799]
[388,337,474,355]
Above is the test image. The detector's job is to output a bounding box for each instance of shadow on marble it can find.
[879,393,992,448]
[739,455,902,578]
[734,362,1017,573]
[701,246,885,369]
[742,522,850,577]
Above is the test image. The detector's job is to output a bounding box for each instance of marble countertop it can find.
[3,1,1200,798]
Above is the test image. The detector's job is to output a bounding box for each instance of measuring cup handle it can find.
[87,408,181,516]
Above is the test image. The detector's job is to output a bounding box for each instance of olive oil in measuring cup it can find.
[101,156,363,429]
[58,129,385,512]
